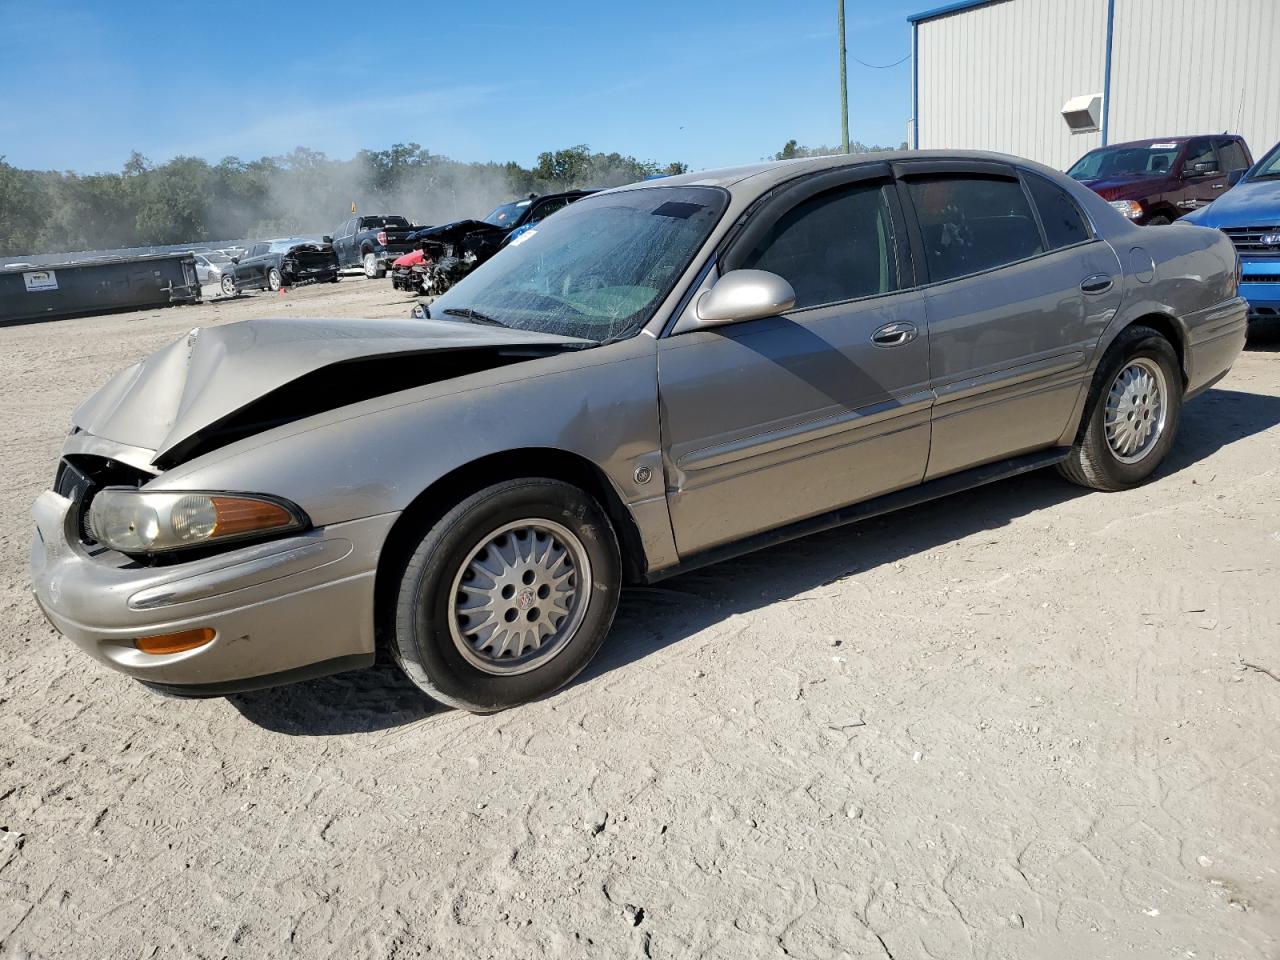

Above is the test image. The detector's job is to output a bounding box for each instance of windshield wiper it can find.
[441,307,509,328]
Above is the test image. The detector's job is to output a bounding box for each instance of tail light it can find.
[377,231,388,246]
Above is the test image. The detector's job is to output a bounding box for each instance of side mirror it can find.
[694,269,796,327]
[1227,168,1246,187]
[230,257,239,264]
[1184,161,1219,178]
[322,235,333,243]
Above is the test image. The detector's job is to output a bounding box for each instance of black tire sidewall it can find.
[395,479,620,711]
[267,268,282,290]
[1085,332,1182,486]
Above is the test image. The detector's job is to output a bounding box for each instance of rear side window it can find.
[739,182,902,309]
[906,176,1043,282]
[1025,173,1090,249]
[1217,139,1249,173]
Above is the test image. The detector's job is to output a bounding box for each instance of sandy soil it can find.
[1,280,1278,960]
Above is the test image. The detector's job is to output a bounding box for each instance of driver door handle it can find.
[872,321,918,346]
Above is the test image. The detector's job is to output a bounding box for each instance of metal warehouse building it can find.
[908,0,1280,171]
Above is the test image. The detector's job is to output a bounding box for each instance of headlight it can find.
[87,489,307,554]
[1109,200,1144,220]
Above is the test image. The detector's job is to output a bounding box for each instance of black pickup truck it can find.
[328,215,424,279]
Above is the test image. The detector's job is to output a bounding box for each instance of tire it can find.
[267,267,283,291]
[1146,214,1172,226]
[220,274,236,297]
[388,478,621,712]
[363,252,386,279]
[1058,324,1183,491]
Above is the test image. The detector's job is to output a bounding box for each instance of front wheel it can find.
[267,267,283,291]
[363,252,385,279]
[1058,325,1183,491]
[220,274,236,297]
[388,478,621,712]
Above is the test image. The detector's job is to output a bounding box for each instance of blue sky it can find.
[0,0,925,174]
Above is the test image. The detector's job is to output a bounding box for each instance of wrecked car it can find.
[329,214,424,279]
[391,190,594,296]
[32,152,1246,712]
[219,238,339,295]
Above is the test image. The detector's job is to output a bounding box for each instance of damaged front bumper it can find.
[30,479,395,696]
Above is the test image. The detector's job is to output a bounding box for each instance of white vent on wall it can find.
[1062,94,1102,134]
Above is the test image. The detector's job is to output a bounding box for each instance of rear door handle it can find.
[1080,274,1113,294]
[872,321,918,346]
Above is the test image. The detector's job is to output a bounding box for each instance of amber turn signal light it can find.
[134,627,215,655]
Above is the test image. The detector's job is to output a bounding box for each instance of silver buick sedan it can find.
[31,151,1247,712]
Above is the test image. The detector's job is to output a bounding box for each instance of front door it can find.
[658,167,932,556]
[1177,138,1229,216]
[894,162,1123,478]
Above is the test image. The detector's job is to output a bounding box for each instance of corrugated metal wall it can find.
[1108,0,1280,157]
[915,0,1280,170]
[916,0,1109,170]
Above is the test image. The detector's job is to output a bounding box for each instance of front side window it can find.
[250,243,268,257]
[1182,139,1217,175]
[907,175,1044,283]
[1025,173,1090,249]
[738,182,902,309]
[528,197,572,225]
[431,186,727,342]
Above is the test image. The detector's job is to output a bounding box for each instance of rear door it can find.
[658,164,933,555]
[894,160,1122,478]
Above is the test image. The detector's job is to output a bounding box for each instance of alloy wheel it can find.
[447,519,591,676]
[1104,357,1167,463]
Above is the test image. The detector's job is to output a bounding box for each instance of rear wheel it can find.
[267,267,283,291]
[363,252,385,279]
[1058,325,1182,491]
[388,478,621,712]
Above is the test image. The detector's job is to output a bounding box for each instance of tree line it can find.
[0,144,689,258]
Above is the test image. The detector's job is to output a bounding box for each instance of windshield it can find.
[484,199,533,226]
[1068,143,1182,180]
[431,185,727,342]
[1250,142,1280,180]
[204,252,231,264]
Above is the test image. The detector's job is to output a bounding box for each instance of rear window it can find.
[1025,173,1090,249]
[361,216,409,229]
[907,175,1044,283]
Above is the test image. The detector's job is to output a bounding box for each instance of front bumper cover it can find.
[31,488,397,694]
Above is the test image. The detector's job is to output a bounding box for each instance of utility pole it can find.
[838,0,850,154]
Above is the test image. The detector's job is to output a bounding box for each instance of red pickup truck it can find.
[1067,135,1253,225]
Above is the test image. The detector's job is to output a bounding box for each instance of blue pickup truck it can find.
[1182,140,1280,325]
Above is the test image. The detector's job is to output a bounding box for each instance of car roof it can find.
[598,150,1049,199]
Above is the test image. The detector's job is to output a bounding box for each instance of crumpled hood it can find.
[73,316,588,465]
[1181,178,1280,227]
[1076,174,1172,202]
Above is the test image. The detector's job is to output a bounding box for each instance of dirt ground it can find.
[0,278,1277,960]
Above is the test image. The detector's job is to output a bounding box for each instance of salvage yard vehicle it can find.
[219,238,339,295]
[1068,135,1253,225]
[329,215,423,279]
[391,190,594,296]
[31,151,1247,712]
[1181,139,1280,325]
[193,252,232,284]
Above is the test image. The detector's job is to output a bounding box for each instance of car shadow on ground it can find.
[229,383,1280,736]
